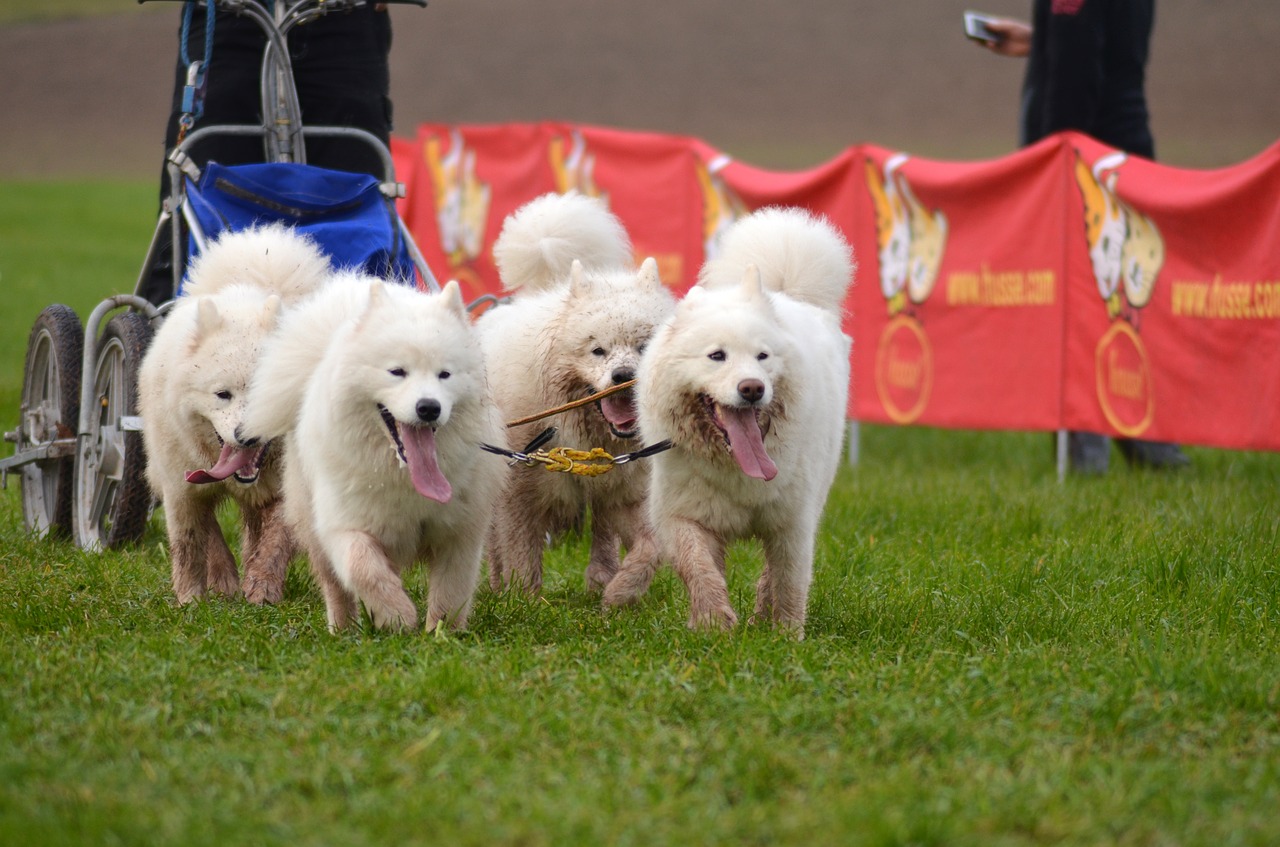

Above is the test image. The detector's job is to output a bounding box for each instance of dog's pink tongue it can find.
[721,406,778,481]
[185,443,255,485]
[600,393,637,429]
[401,423,452,503]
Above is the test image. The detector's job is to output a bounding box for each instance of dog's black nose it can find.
[416,398,441,423]
[612,367,635,385]
[738,379,765,404]
[233,425,260,448]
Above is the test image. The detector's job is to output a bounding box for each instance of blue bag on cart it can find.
[181,161,416,294]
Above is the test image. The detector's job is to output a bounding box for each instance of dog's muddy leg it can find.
[584,507,621,593]
[308,548,358,632]
[169,495,239,601]
[336,531,418,632]
[166,496,219,604]
[188,497,240,599]
[754,531,813,637]
[602,555,660,607]
[601,505,662,606]
[671,519,736,630]
[485,524,507,593]
[240,500,294,605]
[423,536,482,632]
[203,524,241,599]
[489,500,546,595]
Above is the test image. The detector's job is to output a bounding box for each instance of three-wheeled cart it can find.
[2,0,436,549]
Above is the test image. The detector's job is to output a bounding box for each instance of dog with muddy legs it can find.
[476,192,676,595]
[603,207,855,637]
[238,275,506,633]
[139,223,331,605]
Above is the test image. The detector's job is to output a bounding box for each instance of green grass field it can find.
[0,181,1278,845]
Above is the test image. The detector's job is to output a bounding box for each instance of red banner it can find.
[393,123,1280,452]
[1061,135,1280,449]
[853,141,1069,431]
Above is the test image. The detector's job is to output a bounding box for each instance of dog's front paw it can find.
[584,561,616,594]
[367,594,419,633]
[242,572,285,605]
[688,603,738,631]
[601,569,651,607]
[173,583,206,606]
[748,611,806,640]
[207,570,241,600]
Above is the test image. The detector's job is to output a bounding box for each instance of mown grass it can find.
[1,180,1278,846]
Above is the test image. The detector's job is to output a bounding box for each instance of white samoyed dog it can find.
[239,276,506,632]
[476,192,676,594]
[139,223,331,605]
[603,207,855,635]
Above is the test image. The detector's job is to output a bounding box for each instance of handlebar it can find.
[142,0,425,165]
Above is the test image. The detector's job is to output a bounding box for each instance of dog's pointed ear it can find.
[354,279,387,330]
[440,279,466,318]
[569,259,591,299]
[364,279,388,312]
[195,297,221,340]
[638,257,662,291]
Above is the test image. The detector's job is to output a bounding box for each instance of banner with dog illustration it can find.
[401,123,559,301]
[403,122,706,299]
[851,141,1069,432]
[1062,134,1280,449]
[394,123,1280,452]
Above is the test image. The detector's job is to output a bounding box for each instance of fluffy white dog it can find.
[476,192,676,594]
[604,207,855,635]
[139,223,331,605]
[239,276,506,632]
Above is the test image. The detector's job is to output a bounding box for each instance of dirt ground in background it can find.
[0,0,1276,179]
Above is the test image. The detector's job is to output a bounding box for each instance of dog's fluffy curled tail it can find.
[699,206,855,315]
[182,222,332,303]
[492,192,633,294]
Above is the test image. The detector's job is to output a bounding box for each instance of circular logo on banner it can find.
[1095,321,1154,437]
[875,315,933,423]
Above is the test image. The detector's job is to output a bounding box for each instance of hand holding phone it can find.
[963,11,1003,44]
[964,12,1032,57]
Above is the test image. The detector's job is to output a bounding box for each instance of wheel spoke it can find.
[89,471,116,537]
[98,423,126,481]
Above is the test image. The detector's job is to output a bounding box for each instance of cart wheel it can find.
[73,312,152,551]
[17,305,84,538]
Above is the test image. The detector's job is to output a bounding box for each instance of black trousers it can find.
[142,5,393,304]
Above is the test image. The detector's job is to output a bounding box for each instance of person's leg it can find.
[1068,431,1111,475]
[142,11,267,305]
[288,6,393,178]
[1116,439,1191,470]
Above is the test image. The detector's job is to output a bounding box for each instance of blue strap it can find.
[178,2,216,122]
[179,1,215,68]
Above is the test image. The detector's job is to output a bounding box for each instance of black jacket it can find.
[1020,0,1156,158]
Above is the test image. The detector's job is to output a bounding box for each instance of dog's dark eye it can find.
[438,371,451,380]
[215,390,232,401]
[591,346,606,357]
[389,367,407,378]
[757,352,769,361]
[708,350,726,362]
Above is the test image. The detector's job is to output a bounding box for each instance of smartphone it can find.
[963,11,1003,44]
